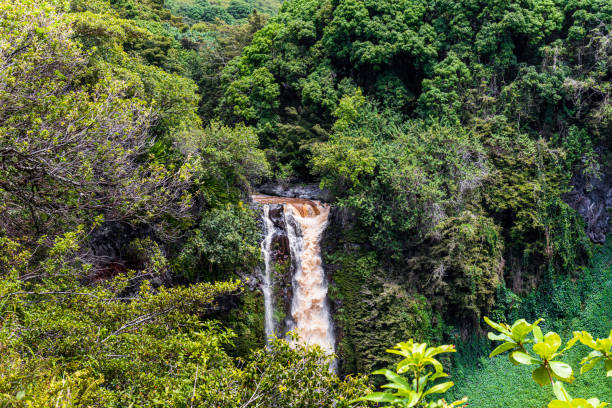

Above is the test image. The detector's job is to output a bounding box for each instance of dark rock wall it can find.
[565,171,612,243]
[257,182,332,202]
[252,202,296,336]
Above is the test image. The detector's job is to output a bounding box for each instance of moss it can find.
[327,251,376,303]
[328,250,444,376]
[272,258,291,329]
[408,210,505,325]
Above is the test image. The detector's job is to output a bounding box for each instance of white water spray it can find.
[260,205,276,341]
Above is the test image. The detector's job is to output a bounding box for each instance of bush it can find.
[177,203,261,281]
[484,317,611,407]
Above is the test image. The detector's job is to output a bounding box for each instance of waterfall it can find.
[254,195,335,355]
[260,205,276,341]
[284,202,334,354]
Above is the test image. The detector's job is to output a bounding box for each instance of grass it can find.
[448,239,612,407]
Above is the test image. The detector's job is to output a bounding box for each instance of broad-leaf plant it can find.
[352,339,468,407]
[485,317,611,408]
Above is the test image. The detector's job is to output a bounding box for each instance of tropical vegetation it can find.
[0,0,610,405]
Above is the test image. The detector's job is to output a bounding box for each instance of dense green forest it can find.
[0,0,610,406]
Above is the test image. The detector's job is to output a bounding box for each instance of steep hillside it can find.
[0,0,609,406]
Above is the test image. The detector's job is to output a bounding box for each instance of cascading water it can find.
[260,205,276,341]
[253,194,335,355]
[284,202,334,354]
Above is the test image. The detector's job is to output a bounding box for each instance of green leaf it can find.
[416,372,431,390]
[423,381,454,397]
[374,369,412,392]
[575,331,597,349]
[425,357,444,373]
[605,359,612,377]
[586,398,606,408]
[427,344,456,357]
[15,391,25,401]
[559,336,579,355]
[586,350,604,359]
[403,392,421,407]
[581,350,603,366]
[532,365,550,386]
[489,341,517,358]
[488,332,513,342]
[511,351,540,365]
[544,332,562,353]
[354,392,397,403]
[429,370,449,381]
[553,382,571,402]
[511,319,533,340]
[509,352,521,366]
[484,317,509,333]
[397,358,415,374]
[534,342,554,360]
[580,357,601,374]
[451,397,469,406]
[550,361,572,380]
[373,369,403,382]
[533,325,544,343]
[548,401,571,408]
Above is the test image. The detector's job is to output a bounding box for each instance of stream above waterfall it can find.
[252,194,335,355]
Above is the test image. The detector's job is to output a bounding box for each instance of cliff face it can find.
[257,182,332,202]
[264,203,294,336]
[565,171,612,244]
[89,222,155,262]
[320,205,358,368]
